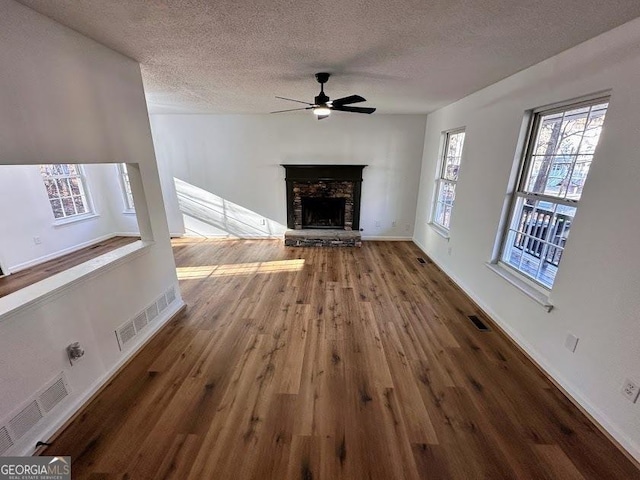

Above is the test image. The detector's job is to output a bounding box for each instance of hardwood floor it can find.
[0,236,139,298]
[43,239,639,479]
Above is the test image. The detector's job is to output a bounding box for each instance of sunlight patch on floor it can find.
[176,259,305,279]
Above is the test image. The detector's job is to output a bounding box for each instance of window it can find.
[40,164,92,220]
[117,163,135,212]
[499,98,609,289]
[433,129,466,230]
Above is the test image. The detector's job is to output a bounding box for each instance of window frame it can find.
[117,163,136,213]
[431,127,466,232]
[496,96,610,291]
[40,164,94,222]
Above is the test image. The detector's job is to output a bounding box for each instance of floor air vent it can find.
[0,426,14,455]
[468,315,490,331]
[417,257,426,264]
[9,401,43,440]
[38,376,69,413]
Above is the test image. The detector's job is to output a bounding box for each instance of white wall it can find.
[414,18,640,461]
[0,164,140,273]
[0,0,182,456]
[150,114,426,239]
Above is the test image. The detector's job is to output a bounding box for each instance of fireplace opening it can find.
[302,197,346,229]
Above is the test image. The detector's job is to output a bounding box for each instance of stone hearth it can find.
[284,229,362,247]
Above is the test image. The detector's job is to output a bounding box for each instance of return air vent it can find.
[0,374,70,454]
[9,401,43,440]
[38,376,69,413]
[146,303,159,322]
[0,426,14,455]
[166,285,176,305]
[133,311,148,333]
[157,294,168,313]
[468,315,490,332]
[115,286,177,351]
[116,320,137,350]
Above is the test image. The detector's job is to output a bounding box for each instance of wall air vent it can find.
[116,320,137,350]
[146,303,159,322]
[133,311,148,333]
[468,315,490,332]
[0,426,13,455]
[157,294,168,313]
[116,288,177,352]
[166,285,176,305]
[38,376,70,413]
[9,401,43,440]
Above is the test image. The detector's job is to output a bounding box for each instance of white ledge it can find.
[0,240,154,322]
[53,213,100,227]
[427,222,451,240]
[485,262,554,312]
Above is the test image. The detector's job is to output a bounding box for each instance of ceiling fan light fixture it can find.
[312,106,331,116]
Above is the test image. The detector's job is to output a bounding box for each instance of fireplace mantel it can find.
[282,165,366,231]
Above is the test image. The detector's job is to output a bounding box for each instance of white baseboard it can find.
[411,238,640,465]
[362,235,413,241]
[12,298,186,457]
[8,233,121,274]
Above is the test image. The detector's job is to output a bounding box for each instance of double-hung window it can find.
[40,164,93,220]
[117,163,135,212]
[499,98,609,289]
[433,129,466,231]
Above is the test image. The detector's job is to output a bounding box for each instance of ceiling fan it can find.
[271,72,376,120]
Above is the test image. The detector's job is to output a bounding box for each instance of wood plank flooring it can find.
[43,239,640,479]
[0,236,138,298]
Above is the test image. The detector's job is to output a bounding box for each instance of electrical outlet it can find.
[33,236,41,245]
[375,221,381,228]
[621,379,640,403]
[260,218,266,225]
[392,221,397,227]
[405,224,411,232]
[447,246,452,256]
[564,333,579,353]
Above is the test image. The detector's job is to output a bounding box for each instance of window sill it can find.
[0,240,154,322]
[428,222,450,240]
[485,262,554,312]
[53,213,100,227]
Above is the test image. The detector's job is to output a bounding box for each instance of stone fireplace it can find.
[282,165,366,246]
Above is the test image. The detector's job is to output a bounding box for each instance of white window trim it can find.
[53,212,100,227]
[116,163,136,214]
[486,262,554,311]
[41,164,95,222]
[492,94,609,299]
[430,127,466,233]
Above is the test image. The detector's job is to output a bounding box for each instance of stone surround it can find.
[293,181,354,230]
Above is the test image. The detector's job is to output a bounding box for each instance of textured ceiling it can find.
[15,0,640,114]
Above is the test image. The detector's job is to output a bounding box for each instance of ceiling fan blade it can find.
[270,107,313,114]
[275,96,314,106]
[332,105,376,114]
[331,95,366,107]
[317,114,329,120]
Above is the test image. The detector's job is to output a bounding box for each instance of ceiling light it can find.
[313,106,331,116]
